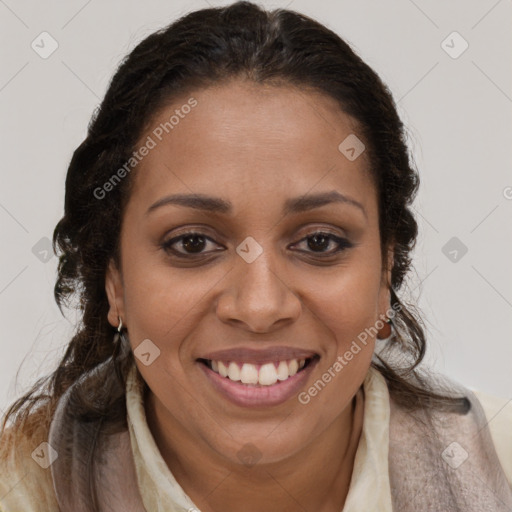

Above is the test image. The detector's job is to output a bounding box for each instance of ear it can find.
[105,259,126,329]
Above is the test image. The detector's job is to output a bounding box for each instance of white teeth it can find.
[208,357,311,386]
[259,363,278,386]
[288,359,299,377]
[240,363,259,384]
[228,362,241,381]
[218,361,228,377]
[276,361,289,381]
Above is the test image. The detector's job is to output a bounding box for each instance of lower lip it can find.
[197,359,318,407]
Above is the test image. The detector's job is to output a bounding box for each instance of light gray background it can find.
[1,0,511,416]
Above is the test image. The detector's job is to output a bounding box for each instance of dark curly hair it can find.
[1,0,467,469]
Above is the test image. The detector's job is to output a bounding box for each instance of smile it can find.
[197,355,320,407]
[198,357,317,386]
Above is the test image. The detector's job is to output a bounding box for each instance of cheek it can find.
[298,267,380,415]
[121,255,227,345]
[306,261,382,340]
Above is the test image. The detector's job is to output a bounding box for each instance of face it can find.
[106,79,392,465]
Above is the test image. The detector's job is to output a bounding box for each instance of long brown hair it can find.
[1,0,467,468]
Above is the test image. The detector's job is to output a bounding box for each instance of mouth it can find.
[197,356,319,386]
[196,352,320,407]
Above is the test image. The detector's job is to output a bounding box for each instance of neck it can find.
[145,386,365,512]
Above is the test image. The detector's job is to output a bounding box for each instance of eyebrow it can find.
[146,190,367,219]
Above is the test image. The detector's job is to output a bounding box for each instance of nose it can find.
[215,249,301,333]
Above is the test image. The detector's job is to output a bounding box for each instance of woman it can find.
[1,2,511,511]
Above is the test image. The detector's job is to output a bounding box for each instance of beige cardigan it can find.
[1,364,511,511]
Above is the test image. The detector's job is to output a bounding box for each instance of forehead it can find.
[129,79,377,219]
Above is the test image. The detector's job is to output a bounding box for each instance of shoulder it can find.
[473,389,512,485]
[0,408,59,512]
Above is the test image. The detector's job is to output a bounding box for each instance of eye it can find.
[292,231,353,256]
[161,232,222,257]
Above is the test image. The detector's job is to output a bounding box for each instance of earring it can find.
[112,316,124,353]
[377,317,395,343]
[112,316,129,384]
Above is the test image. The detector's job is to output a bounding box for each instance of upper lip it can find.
[198,346,319,364]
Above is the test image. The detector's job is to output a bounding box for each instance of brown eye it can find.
[162,232,219,256]
[294,232,353,256]
[307,233,331,252]
[180,234,207,253]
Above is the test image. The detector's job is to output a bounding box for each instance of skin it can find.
[105,79,393,512]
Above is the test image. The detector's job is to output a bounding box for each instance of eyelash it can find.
[161,230,353,259]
